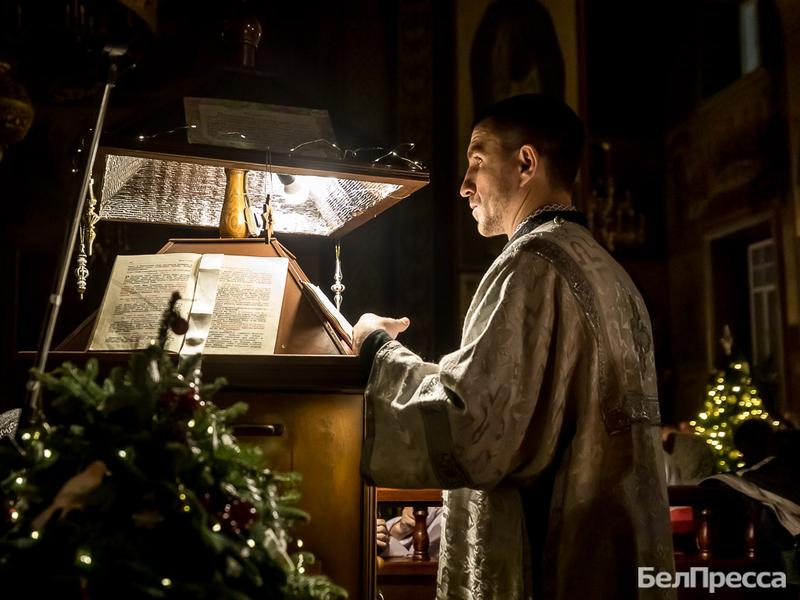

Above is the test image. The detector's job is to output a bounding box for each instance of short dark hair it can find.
[472,94,585,191]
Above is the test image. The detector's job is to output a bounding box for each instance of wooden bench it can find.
[668,484,793,599]
[376,488,442,600]
[375,485,792,599]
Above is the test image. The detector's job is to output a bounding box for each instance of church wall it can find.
[452,0,581,328]
[776,0,800,418]
[664,26,797,421]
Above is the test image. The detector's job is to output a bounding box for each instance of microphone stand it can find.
[20,47,126,431]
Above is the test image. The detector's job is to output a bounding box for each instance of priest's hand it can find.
[376,518,389,550]
[353,313,410,354]
[389,506,416,540]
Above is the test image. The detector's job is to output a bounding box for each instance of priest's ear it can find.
[518,144,539,185]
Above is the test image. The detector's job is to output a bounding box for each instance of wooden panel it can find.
[378,560,437,600]
[378,558,438,576]
[19,351,367,393]
[224,390,369,599]
[377,488,442,504]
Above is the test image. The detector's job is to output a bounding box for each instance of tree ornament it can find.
[160,386,201,416]
[177,388,201,413]
[220,498,257,534]
[32,461,108,530]
[170,316,189,335]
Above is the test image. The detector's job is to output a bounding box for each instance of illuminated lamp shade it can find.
[94,138,428,237]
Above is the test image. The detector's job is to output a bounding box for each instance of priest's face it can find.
[460,123,520,237]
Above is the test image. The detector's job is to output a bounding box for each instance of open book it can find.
[89,253,290,355]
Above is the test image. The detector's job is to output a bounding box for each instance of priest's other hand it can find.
[376,518,389,550]
[353,313,410,354]
[389,506,416,540]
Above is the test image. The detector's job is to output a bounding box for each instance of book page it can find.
[203,255,289,355]
[89,254,199,352]
[302,282,353,344]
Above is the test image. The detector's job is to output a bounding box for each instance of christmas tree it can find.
[690,326,780,473]
[0,293,346,599]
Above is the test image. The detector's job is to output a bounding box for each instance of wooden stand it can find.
[57,238,351,355]
[24,238,375,599]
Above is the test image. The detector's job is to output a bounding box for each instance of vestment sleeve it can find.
[361,250,591,490]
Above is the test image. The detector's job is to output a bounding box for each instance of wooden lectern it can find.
[28,115,429,597]
[47,237,373,598]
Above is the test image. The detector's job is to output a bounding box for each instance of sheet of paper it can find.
[183,97,336,154]
[303,282,353,342]
[203,255,289,355]
[180,254,223,357]
[89,254,199,352]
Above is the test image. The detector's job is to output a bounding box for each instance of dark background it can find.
[1,0,797,423]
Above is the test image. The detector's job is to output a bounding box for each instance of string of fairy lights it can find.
[690,360,780,471]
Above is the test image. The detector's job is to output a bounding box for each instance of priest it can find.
[354,94,674,599]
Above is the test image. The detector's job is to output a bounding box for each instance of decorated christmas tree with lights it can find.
[0,293,346,599]
[690,326,780,473]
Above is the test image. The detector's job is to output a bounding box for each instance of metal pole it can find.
[23,57,119,426]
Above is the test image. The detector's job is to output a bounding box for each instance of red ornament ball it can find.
[220,499,257,533]
[160,388,201,415]
[176,388,201,414]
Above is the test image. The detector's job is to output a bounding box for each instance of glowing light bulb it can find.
[282,179,309,205]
